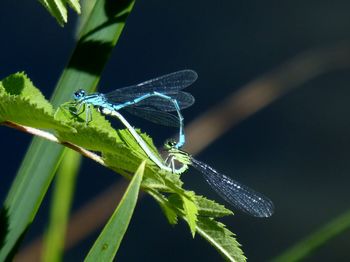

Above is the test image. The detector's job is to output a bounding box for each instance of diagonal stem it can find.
[2,121,104,166]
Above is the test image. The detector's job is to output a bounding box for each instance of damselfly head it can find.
[73,89,86,100]
[164,139,177,150]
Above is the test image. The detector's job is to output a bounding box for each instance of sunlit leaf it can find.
[38,0,81,26]
[85,161,145,261]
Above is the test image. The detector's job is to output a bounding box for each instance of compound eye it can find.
[166,140,176,147]
[74,89,85,99]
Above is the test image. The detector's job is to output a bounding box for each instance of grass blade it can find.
[0,0,135,260]
[272,209,350,262]
[85,161,145,262]
[42,150,81,262]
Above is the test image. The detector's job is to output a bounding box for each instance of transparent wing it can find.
[132,91,195,112]
[190,158,274,217]
[104,70,198,105]
[123,107,180,127]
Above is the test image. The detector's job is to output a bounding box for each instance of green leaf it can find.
[159,202,179,225]
[55,104,124,154]
[104,149,162,183]
[181,192,198,237]
[67,0,81,13]
[0,1,136,260]
[74,0,96,38]
[195,195,233,218]
[0,72,72,132]
[85,161,145,261]
[38,0,81,26]
[55,105,167,183]
[147,190,179,225]
[0,1,248,260]
[0,77,243,260]
[161,192,199,237]
[150,190,244,261]
[103,127,184,192]
[55,103,166,168]
[196,217,246,262]
[42,150,81,262]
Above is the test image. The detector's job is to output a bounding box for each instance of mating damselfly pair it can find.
[70,70,274,218]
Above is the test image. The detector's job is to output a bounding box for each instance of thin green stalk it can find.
[272,209,350,262]
[42,150,81,262]
[0,1,135,260]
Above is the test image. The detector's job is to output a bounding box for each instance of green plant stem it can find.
[42,150,81,262]
[2,121,104,166]
[272,210,350,262]
[0,1,135,259]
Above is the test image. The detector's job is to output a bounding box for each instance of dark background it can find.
[1,0,350,261]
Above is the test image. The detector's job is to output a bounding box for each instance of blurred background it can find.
[1,0,350,261]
